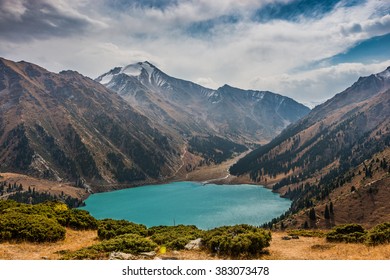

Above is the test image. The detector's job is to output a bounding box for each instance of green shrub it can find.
[287,229,326,238]
[1,200,97,230]
[58,209,98,230]
[95,234,157,253]
[326,224,366,243]
[202,224,272,257]
[0,212,66,242]
[62,234,157,260]
[2,201,67,220]
[97,219,148,239]
[0,200,20,212]
[366,222,390,245]
[148,225,203,250]
[60,248,108,260]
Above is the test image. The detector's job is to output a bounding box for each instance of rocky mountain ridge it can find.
[97,61,310,144]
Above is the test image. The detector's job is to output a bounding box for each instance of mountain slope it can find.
[230,67,390,227]
[96,62,310,144]
[0,58,182,189]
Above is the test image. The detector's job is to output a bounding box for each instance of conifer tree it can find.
[324,204,330,219]
[309,208,316,220]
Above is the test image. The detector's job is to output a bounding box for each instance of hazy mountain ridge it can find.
[0,58,182,188]
[97,62,310,144]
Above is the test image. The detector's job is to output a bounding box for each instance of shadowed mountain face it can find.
[96,62,310,144]
[0,58,182,188]
[230,66,390,189]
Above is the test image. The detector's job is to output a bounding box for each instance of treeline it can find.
[188,135,247,165]
[231,114,390,184]
[0,181,84,208]
[93,114,170,179]
[0,125,34,170]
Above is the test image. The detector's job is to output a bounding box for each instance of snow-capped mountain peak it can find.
[96,61,158,85]
[122,61,156,77]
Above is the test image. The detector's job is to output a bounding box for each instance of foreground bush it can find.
[98,219,148,240]
[62,234,157,260]
[148,225,203,250]
[5,201,66,217]
[58,209,98,230]
[326,224,366,243]
[366,222,390,245]
[0,200,20,211]
[202,224,271,257]
[1,200,97,231]
[0,212,66,242]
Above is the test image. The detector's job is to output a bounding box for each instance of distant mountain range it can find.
[230,66,390,228]
[0,58,309,189]
[96,61,310,144]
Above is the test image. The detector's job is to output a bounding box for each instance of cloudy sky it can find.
[1,0,390,107]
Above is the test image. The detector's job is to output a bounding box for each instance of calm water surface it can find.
[81,181,290,229]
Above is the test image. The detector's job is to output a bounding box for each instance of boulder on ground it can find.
[109,252,137,260]
[185,238,202,250]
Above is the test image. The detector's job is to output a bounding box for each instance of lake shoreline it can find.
[87,150,257,196]
[81,181,291,229]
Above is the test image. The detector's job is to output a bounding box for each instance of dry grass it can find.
[264,232,390,260]
[0,229,99,260]
[1,230,390,260]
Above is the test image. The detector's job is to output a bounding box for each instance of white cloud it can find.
[195,77,219,89]
[251,61,390,107]
[0,0,389,105]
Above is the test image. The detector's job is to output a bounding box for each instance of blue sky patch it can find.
[253,0,364,22]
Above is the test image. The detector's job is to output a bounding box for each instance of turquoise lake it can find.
[81,181,291,229]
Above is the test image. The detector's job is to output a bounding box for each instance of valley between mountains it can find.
[0,56,389,234]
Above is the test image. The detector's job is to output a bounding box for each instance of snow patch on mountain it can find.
[376,66,390,79]
[140,62,155,77]
[99,73,113,85]
[122,64,142,76]
[251,91,265,101]
[97,62,159,86]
